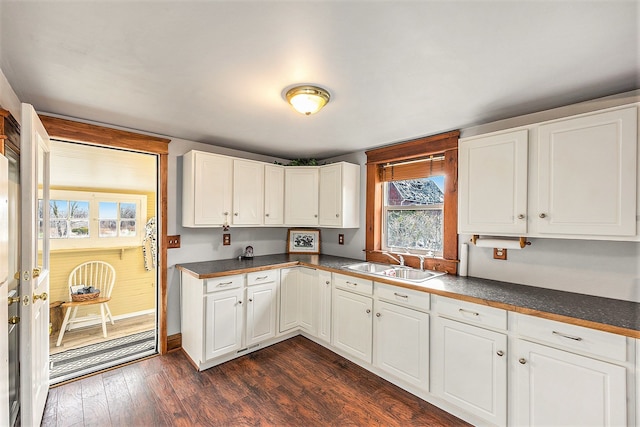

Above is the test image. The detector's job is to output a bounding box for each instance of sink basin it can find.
[345,262,394,274]
[343,262,445,283]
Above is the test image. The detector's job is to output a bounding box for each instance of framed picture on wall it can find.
[287,228,321,254]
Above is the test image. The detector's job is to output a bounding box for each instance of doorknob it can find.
[33,292,48,301]
[8,316,20,324]
[8,296,20,306]
[33,267,41,278]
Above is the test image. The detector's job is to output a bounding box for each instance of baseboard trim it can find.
[167,333,182,352]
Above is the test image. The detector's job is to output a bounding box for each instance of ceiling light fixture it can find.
[285,85,331,116]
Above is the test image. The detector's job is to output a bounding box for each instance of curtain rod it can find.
[383,155,445,168]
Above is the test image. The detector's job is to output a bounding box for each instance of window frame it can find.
[41,189,147,250]
[365,130,460,274]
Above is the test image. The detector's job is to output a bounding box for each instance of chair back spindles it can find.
[68,261,116,299]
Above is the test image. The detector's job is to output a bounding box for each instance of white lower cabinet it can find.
[278,267,319,335]
[373,300,429,391]
[316,270,332,343]
[246,281,277,346]
[431,316,507,426]
[204,287,244,360]
[513,314,629,427]
[332,288,373,363]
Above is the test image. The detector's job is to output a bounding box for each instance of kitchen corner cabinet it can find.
[182,151,233,227]
[232,159,264,225]
[264,164,285,225]
[318,162,360,228]
[459,129,528,235]
[458,105,639,240]
[284,167,319,225]
[278,267,318,335]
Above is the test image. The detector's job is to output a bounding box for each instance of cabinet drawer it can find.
[433,295,507,330]
[375,283,430,312]
[514,313,627,362]
[333,273,373,296]
[247,269,279,286]
[205,275,244,293]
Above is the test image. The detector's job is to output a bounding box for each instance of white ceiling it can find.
[1,1,638,159]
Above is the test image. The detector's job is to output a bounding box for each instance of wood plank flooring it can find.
[43,336,471,426]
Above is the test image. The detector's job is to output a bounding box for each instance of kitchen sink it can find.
[343,262,445,283]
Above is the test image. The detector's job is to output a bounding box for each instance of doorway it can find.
[47,141,159,383]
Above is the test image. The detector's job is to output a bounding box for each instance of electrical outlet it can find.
[223,234,231,246]
[493,248,507,260]
[338,234,344,245]
[167,235,181,249]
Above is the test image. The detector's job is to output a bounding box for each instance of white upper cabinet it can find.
[536,107,637,236]
[319,162,360,228]
[459,105,639,241]
[264,164,284,225]
[459,130,528,235]
[232,159,264,225]
[183,151,233,227]
[285,167,319,225]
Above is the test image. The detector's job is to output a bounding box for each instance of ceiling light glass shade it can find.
[285,85,331,115]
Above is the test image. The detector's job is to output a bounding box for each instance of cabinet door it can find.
[204,288,243,361]
[374,301,429,391]
[514,339,626,427]
[279,268,299,333]
[284,167,319,225]
[537,107,637,236]
[459,130,528,234]
[232,159,264,225]
[298,268,317,335]
[432,317,507,426]
[191,152,233,226]
[264,164,284,225]
[332,288,372,363]
[317,270,332,343]
[319,164,342,227]
[246,282,277,346]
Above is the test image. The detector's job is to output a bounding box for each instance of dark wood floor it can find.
[42,336,471,426]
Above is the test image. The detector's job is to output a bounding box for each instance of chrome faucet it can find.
[382,251,405,266]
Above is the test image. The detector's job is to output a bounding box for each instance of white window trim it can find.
[44,190,147,250]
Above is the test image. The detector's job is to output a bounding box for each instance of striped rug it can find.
[49,330,156,382]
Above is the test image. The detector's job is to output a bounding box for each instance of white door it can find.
[536,107,637,236]
[316,270,332,343]
[246,282,277,346]
[332,288,372,363]
[431,316,507,426]
[279,268,299,332]
[264,165,284,225]
[0,154,9,425]
[284,167,318,225]
[458,129,528,235]
[19,103,51,427]
[374,300,429,391]
[318,164,342,227]
[298,268,317,335]
[204,287,243,361]
[515,339,626,427]
[232,159,263,225]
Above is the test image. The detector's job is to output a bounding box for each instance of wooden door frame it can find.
[38,115,171,354]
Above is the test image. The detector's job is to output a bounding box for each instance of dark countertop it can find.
[176,254,640,338]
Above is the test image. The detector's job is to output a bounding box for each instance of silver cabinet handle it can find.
[375,313,381,317]
[325,281,330,285]
[238,300,243,305]
[265,213,270,217]
[248,298,253,302]
[314,214,318,218]
[539,213,547,218]
[216,281,233,287]
[552,331,583,341]
[496,350,504,357]
[458,308,479,316]
[234,212,239,216]
[518,214,525,219]
[336,213,340,217]
[366,309,371,314]
[519,358,526,364]
[393,292,408,299]
[256,276,268,280]
[345,281,357,286]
